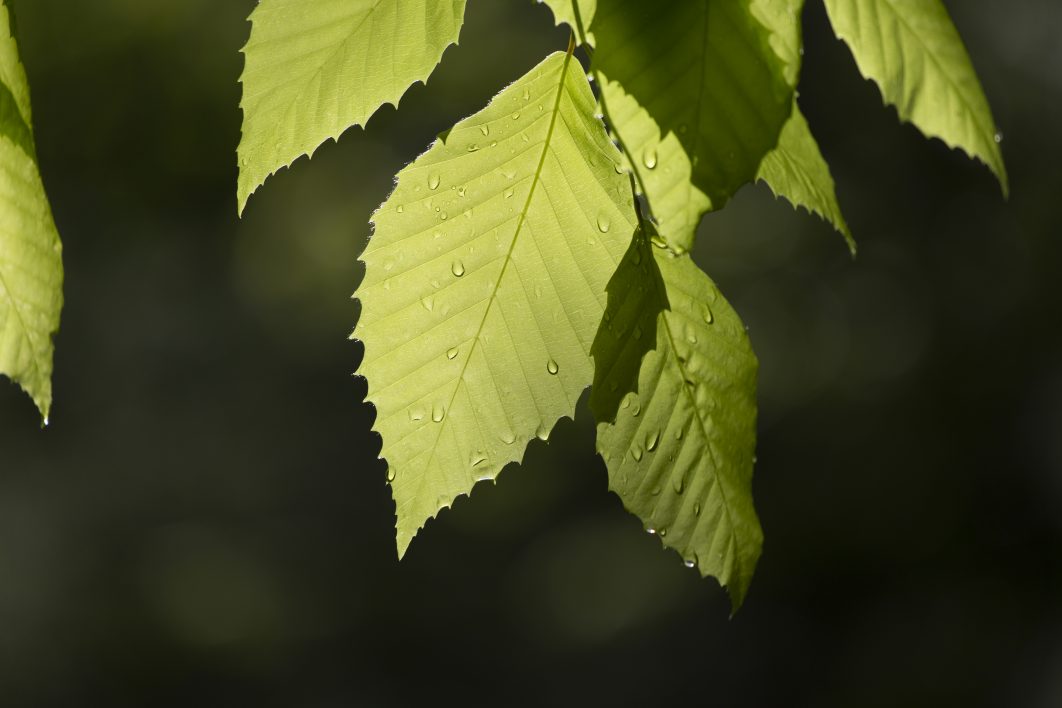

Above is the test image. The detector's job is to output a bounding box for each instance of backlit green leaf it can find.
[0,1,63,421]
[238,0,467,213]
[592,238,761,610]
[354,51,637,555]
[823,0,1008,194]
[589,0,792,209]
[757,103,855,253]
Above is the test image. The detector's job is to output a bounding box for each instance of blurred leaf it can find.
[593,246,761,610]
[823,0,1008,195]
[0,1,62,421]
[354,51,636,556]
[237,0,467,213]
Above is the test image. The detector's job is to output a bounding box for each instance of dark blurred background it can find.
[0,0,1058,705]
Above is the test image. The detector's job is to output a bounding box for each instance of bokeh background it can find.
[1,0,1059,705]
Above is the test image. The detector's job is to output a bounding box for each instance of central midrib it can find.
[416,48,576,495]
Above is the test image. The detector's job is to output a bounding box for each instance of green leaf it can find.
[237,0,467,214]
[757,102,855,253]
[354,51,636,555]
[592,239,761,610]
[541,0,800,252]
[589,0,793,209]
[0,1,63,421]
[822,0,1008,194]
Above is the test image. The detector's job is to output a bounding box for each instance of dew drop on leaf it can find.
[420,296,435,312]
[470,451,487,467]
[451,260,465,277]
[500,429,516,445]
[428,173,441,190]
[646,430,659,451]
[504,187,515,199]
[597,213,612,233]
[693,502,701,516]
[431,404,445,423]
[701,303,714,324]
[446,346,459,360]
[467,143,479,152]
[480,124,490,136]
[546,358,559,375]
[994,132,1002,144]
[387,468,397,482]
[511,111,520,120]
[396,204,404,213]
[643,147,658,169]
[684,559,695,569]
[631,444,644,462]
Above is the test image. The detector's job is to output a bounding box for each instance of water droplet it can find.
[451,260,465,277]
[431,404,445,423]
[490,141,497,148]
[500,429,516,444]
[440,211,448,220]
[428,173,441,190]
[684,559,696,569]
[522,87,530,101]
[614,162,625,174]
[396,204,404,213]
[467,143,479,152]
[420,296,435,312]
[994,132,1003,144]
[642,147,658,169]
[480,124,490,136]
[387,468,396,482]
[621,397,631,409]
[646,430,659,451]
[546,358,559,375]
[631,445,644,462]
[535,425,550,441]
[658,527,667,537]
[409,407,425,422]
[446,346,459,360]
[650,232,668,249]
[597,213,611,233]
[383,258,395,272]
[457,186,466,197]
[673,475,684,494]
[470,451,487,467]
[646,527,657,535]
[675,428,684,441]
[686,324,698,344]
[701,303,714,324]
[512,111,521,120]
[504,187,515,199]
[693,502,701,516]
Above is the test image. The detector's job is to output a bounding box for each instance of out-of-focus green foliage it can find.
[0,0,61,421]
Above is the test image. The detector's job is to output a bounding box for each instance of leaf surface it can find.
[0,1,62,420]
[589,0,792,210]
[822,0,1007,193]
[592,239,761,609]
[238,0,467,213]
[355,51,636,554]
[758,103,854,252]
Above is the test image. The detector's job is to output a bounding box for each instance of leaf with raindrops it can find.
[354,50,637,556]
[594,247,761,610]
